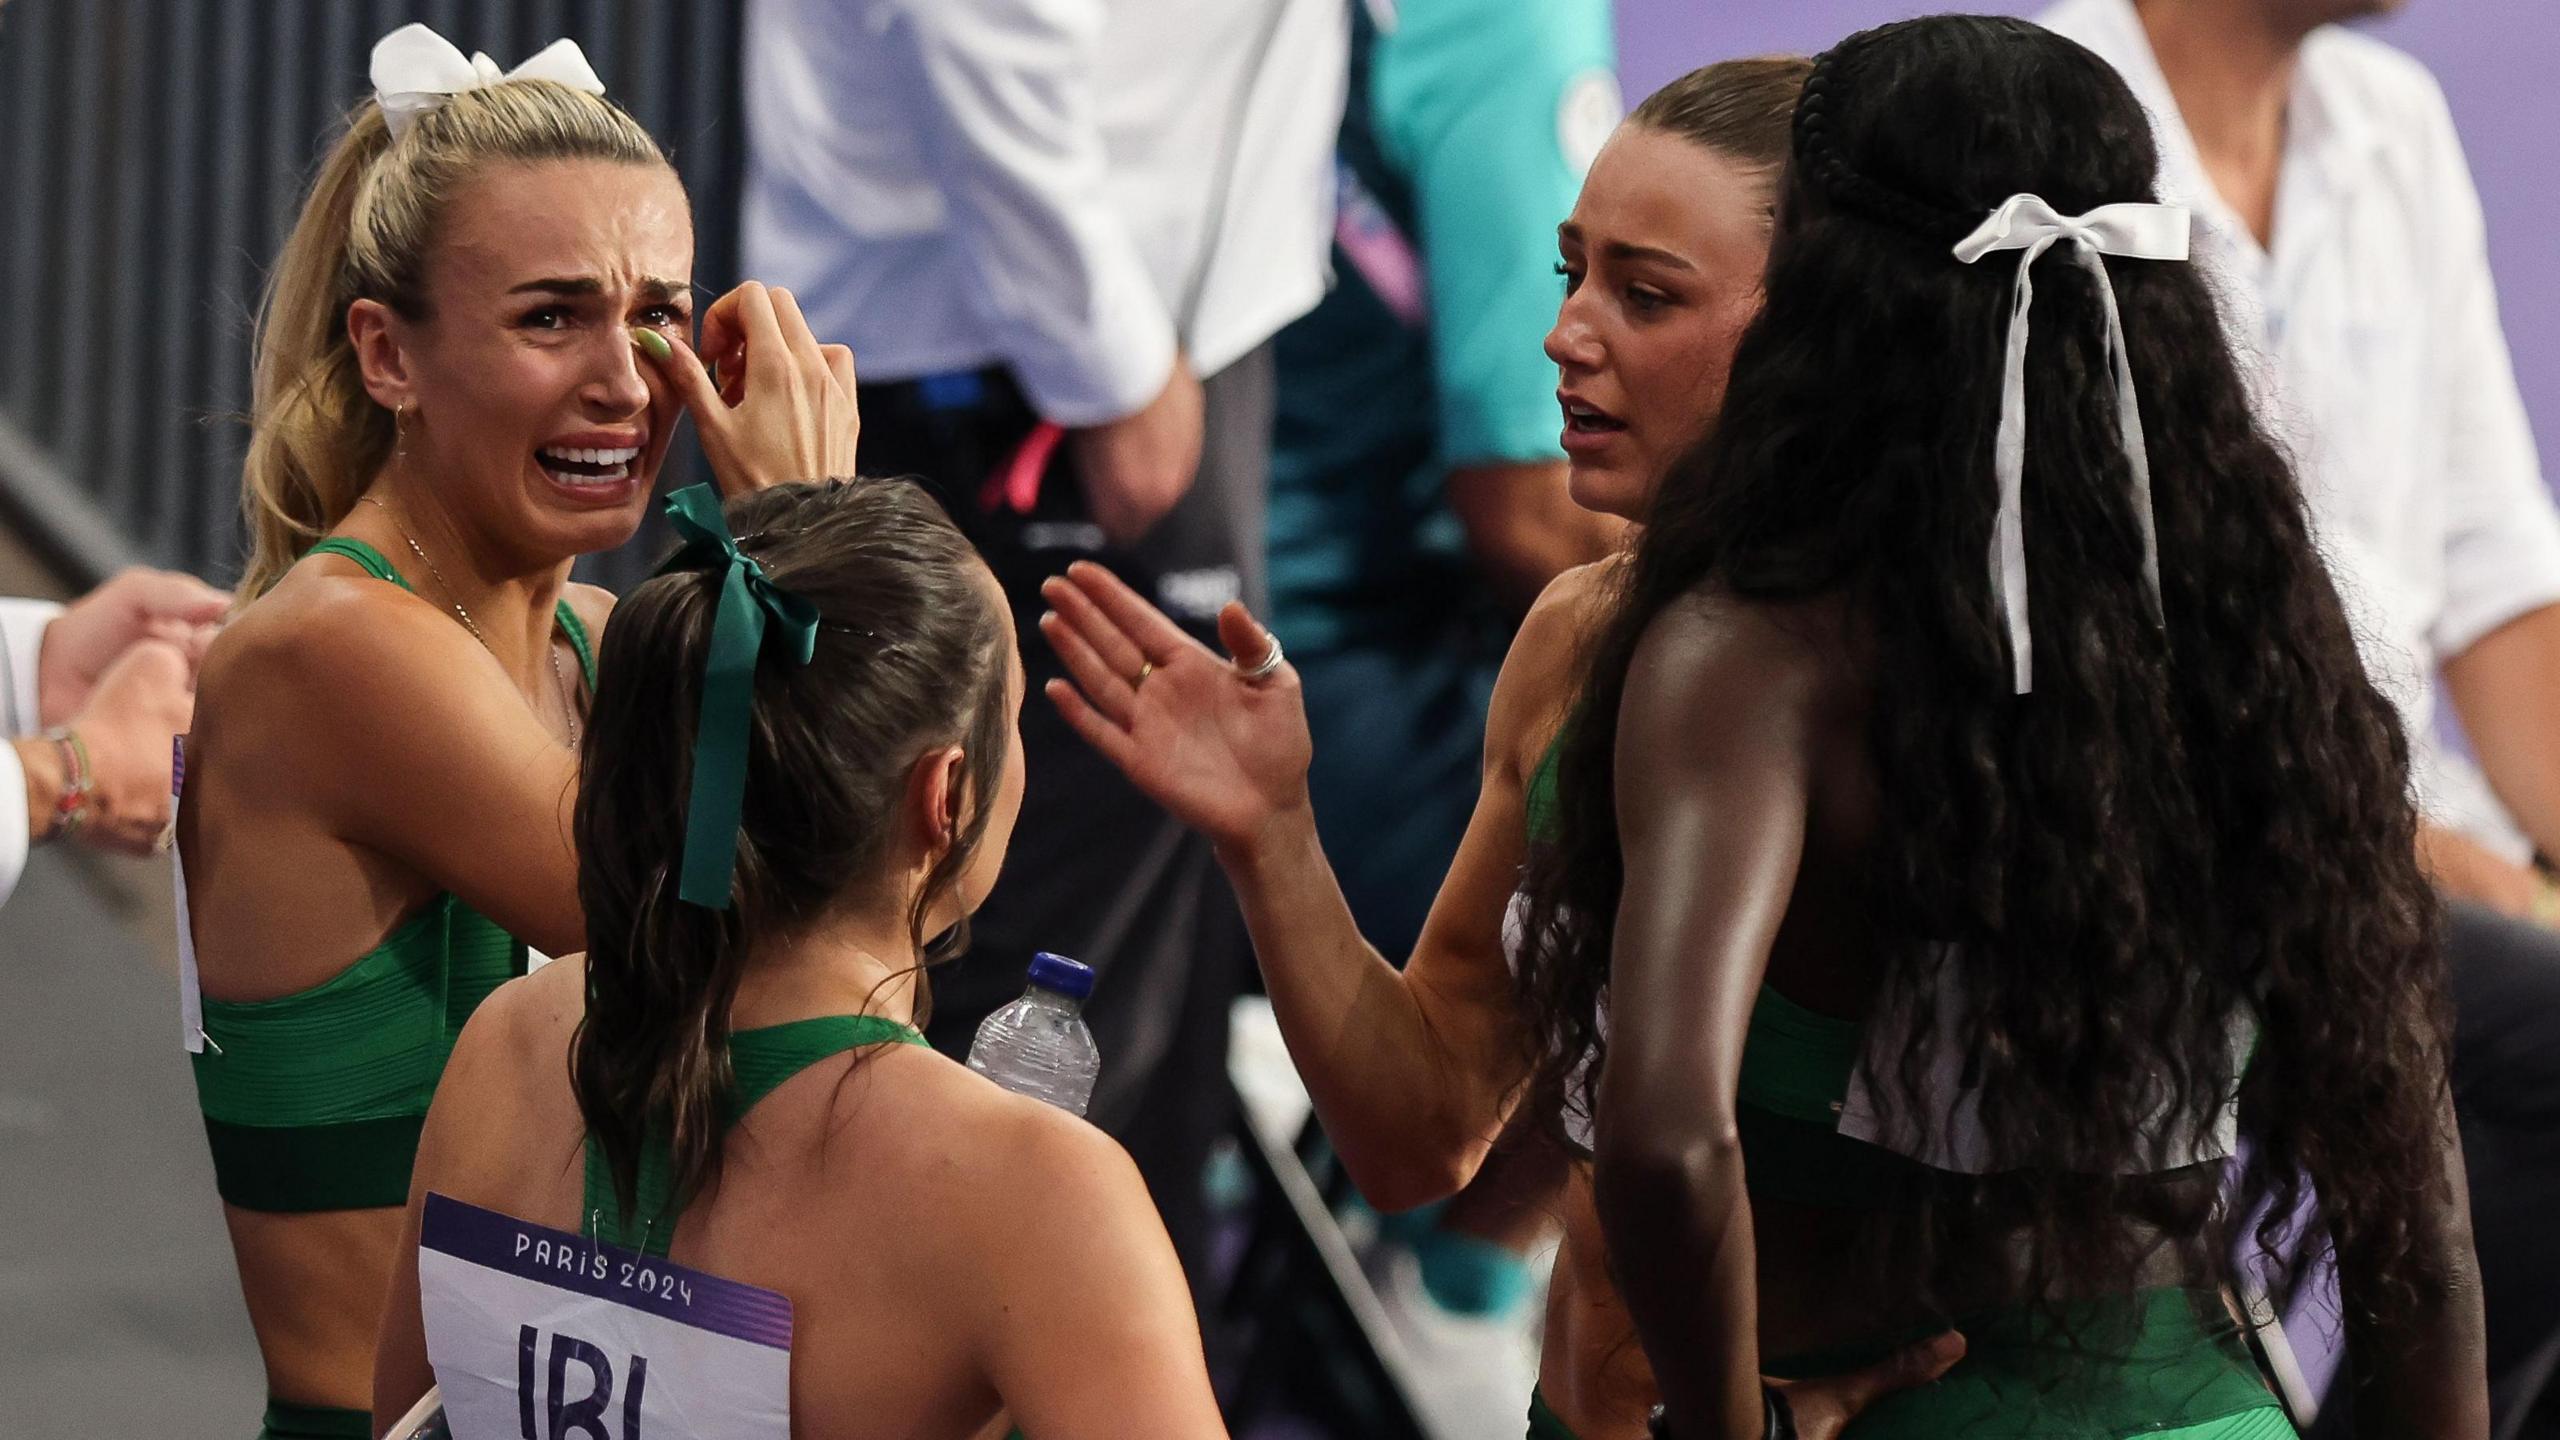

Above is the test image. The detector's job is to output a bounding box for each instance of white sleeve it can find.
[0,600,63,911]
[0,599,62,735]
[894,0,1178,426]
[0,739,26,910]
[2426,111,2560,661]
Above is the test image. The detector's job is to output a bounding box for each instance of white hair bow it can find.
[371,22,607,142]
[1952,193,2190,694]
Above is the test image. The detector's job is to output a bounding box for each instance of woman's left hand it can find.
[1038,561,1313,859]
[1765,1331,1966,1440]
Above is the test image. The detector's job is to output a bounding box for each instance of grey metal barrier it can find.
[0,0,744,589]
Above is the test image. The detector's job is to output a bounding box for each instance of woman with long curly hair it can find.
[1039,56,1968,1440]
[1518,15,2483,1440]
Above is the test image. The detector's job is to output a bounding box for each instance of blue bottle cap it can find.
[1027,951,1095,1000]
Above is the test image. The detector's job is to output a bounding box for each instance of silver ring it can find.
[1234,632,1285,683]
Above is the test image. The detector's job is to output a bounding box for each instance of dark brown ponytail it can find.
[569,479,1013,1220]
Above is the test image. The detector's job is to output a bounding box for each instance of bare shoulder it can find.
[1620,590,1841,758]
[204,562,480,721]
[1488,554,1627,759]
[871,1060,1149,1240]
[559,582,617,640]
[445,956,587,1098]
[1516,555,1623,666]
[412,959,589,1210]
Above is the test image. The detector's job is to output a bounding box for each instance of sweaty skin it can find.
[1033,120,1965,1440]
[373,582,1230,1439]
[184,147,857,1414]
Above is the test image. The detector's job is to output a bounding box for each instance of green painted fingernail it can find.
[629,326,673,363]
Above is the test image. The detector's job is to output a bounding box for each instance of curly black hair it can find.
[1514,15,2453,1324]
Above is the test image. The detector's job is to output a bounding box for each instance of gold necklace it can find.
[359,496,581,746]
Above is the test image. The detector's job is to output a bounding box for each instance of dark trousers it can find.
[854,352,1273,1289]
[2310,901,2560,1440]
[2449,903,2560,1440]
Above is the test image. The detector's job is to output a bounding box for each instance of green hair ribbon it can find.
[659,484,820,908]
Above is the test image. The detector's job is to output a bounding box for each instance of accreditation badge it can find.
[419,1192,793,1440]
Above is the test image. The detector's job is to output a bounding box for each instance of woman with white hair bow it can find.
[176,25,856,1437]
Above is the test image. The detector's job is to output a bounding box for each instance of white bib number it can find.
[420,1193,792,1440]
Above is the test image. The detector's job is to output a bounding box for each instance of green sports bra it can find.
[1523,746,2279,1432]
[581,1015,929,1258]
[1520,735,2247,1202]
[1522,733,1938,1202]
[187,536,597,1214]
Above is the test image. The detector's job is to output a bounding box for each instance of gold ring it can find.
[1133,661,1155,688]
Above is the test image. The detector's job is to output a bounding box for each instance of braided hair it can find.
[1515,15,2453,1329]
[1790,43,1976,245]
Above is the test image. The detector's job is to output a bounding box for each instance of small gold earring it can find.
[394,402,412,461]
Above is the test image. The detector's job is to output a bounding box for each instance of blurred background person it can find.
[740,0,1349,1297]
[1261,0,1620,1427]
[2040,2,2560,1433]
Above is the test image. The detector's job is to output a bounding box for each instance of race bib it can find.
[420,1193,792,1440]
[173,735,206,1055]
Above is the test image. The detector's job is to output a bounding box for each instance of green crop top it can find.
[1520,735,2246,1203]
[1521,745,2279,1434]
[187,536,597,1214]
[582,1015,929,1258]
[1523,734,1944,1202]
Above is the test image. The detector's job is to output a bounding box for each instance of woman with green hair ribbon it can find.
[376,479,1231,1440]
[659,483,822,908]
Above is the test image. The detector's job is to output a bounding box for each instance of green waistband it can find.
[585,1014,928,1257]
[1737,984,1861,1125]
[258,1398,371,1440]
[1522,1291,2278,1440]
[203,1113,427,1213]
[1765,1287,2277,1439]
[191,894,527,1212]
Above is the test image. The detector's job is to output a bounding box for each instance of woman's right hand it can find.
[1770,1331,1966,1440]
[637,280,859,495]
[1039,561,1313,859]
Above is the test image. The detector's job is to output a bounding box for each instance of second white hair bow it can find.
[371,22,607,142]
[1952,193,2190,694]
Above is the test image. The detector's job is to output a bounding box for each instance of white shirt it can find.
[0,599,62,908]
[2042,0,2560,862]
[741,0,1350,426]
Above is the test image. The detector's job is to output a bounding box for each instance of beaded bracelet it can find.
[42,726,92,839]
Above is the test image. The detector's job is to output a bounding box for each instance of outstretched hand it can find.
[1038,561,1311,858]
[39,567,227,726]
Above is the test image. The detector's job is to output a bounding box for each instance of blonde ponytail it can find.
[238,78,669,599]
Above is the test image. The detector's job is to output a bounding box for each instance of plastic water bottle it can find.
[967,952,1101,1116]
